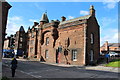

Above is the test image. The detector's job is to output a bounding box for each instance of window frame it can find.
[30,47,33,53]
[19,43,22,48]
[91,33,94,44]
[31,32,34,38]
[20,37,23,42]
[90,50,94,61]
[46,37,49,45]
[31,40,34,45]
[72,50,77,61]
[45,50,48,59]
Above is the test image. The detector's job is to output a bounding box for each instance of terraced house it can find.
[27,5,100,65]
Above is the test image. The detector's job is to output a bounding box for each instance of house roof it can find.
[19,26,25,32]
[108,43,120,47]
[102,43,120,47]
[59,15,91,25]
[40,12,49,23]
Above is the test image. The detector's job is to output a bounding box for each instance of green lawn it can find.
[105,59,120,68]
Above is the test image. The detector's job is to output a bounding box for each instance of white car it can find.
[109,52,118,57]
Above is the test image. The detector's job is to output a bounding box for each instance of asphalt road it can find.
[2,58,119,79]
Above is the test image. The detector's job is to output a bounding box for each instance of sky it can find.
[6,2,118,46]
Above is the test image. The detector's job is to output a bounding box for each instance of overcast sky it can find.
[6,2,118,46]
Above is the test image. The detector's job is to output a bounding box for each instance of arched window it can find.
[46,37,49,45]
[90,50,94,61]
[65,38,70,47]
[91,33,94,44]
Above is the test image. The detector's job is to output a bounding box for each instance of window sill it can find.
[73,59,77,61]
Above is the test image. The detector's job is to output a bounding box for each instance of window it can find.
[65,38,70,47]
[31,32,34,38]
[46,37,49,45]
[72,50,77,61]
[20,37,23,42]
[45,50,48,59]
[19,44,22,48]
[91,33,94,44]
[27,41,29,45]
[20,34,22,36]
[31,40,34,45]
[90,50,94,61]
[30,48,33,53]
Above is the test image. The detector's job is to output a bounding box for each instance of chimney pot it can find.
[61,16,66,22]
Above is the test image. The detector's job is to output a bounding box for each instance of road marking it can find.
[46,68,59,71]
[17,70,42,78]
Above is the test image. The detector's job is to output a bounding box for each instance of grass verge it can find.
[105,59,120,67]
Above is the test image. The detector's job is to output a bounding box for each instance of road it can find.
[2,58,119,79]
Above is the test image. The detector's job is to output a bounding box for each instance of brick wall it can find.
[86,16,100,65]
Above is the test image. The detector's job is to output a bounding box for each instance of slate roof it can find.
[40,12,49,23]
[102,43,120,47]
[59,15,91,25]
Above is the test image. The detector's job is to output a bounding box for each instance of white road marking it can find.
[46,68,59,71]
[17,70,42,78]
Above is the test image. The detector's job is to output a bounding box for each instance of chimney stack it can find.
[105,41,109,51]
[34,22,39,26]
[61,16,66,22]
[89,5,95,16]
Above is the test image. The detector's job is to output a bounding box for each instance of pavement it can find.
[3,58,120,73]
[41,62,120,73]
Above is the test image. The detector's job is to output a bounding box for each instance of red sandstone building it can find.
[27,5,100,65]
[14,26,27,56]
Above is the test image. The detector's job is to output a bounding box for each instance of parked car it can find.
[109,52,118,57]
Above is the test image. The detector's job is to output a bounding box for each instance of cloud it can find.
[100,28,118,46]
[100,17,117,28]
[6,16,23,36]
[29,19,38,23]
[68,16,74,19]
[80,10,89,15]
[9,16,22,21]
[103,0,117,9]
[101,32,118,45]
[6,16,30,36]
[100,16,118,46]
[34,3,45,11]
